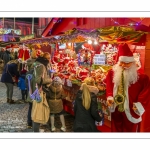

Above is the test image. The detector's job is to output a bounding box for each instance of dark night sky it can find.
[1,18,38,23]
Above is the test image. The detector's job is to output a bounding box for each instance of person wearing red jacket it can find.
[106,43,150,132]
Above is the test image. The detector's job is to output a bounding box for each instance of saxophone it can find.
[114,69,125,112]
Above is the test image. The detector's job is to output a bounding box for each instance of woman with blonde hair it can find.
[73,77,103,132]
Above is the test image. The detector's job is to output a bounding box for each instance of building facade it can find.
[37,18,52,37]
[0,18,39,41]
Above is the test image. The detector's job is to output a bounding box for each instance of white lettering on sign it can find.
[136,46,145,50]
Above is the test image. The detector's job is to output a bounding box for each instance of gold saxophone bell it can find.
[114,94,125,112]
[114,69,125,112]
[114,94,124,105]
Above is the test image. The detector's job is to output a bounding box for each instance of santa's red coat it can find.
[106,69,150,132]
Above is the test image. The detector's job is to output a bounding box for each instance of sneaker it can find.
[51,127,56,132]
[60,127,66,132]
[39,129,45,132]
[27,125,32,129]
[15,99,23,104]
[19,100,25,104]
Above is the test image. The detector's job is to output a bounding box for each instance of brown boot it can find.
[8,99,15,104]
[7,98,9,103]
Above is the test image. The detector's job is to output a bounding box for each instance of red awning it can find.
[50,18,75,35]
[41,18,59,37]
[42,18,150,38]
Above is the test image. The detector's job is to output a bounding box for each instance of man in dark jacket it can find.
[1,59,20,104]
[3,46,11,66]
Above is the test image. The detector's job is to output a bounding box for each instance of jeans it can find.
[27,102,32,126]
[4,83,13,99]
[21,90,27,100]
[32,121,40,132]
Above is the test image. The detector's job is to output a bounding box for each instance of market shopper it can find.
[73,77,103,132]
[106,43,150,132]
[26,52,52,132]
[17,69,27,103]
[1,59,20,104]
[44,76,67,132]
[26,49,38,128]
[3,46,11,66]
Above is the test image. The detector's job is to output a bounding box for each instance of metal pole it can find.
[3,18,4,28]
[13,17,15,37]
[14,17,15,30]
[32,18,34,34]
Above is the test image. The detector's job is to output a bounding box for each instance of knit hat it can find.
[117,43,135,63]
[53,76,62,84]
[6,45,12,51]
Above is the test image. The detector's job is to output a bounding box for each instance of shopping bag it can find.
[0,59,4,74]
[32,91,50,124]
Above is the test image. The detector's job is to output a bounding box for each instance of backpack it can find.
[25,64,43,87]
[26,64,43,103]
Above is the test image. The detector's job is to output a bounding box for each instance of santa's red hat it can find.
[117,43,135,63]
[36,49,43,57]
[6,45,11,49]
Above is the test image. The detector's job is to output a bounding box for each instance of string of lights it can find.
[111,18,145,27]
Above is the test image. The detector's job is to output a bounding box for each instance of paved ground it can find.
[0,75,75,132]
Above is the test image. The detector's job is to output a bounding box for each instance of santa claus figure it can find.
[106,43,150,132]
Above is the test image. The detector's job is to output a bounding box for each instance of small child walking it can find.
[18,69,27,103]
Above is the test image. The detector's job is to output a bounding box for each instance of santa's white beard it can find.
[113,62,139,87]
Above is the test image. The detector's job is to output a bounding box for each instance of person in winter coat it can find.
[44,76,67,132]
[27,52,52,132]
[3,47,11,66]
[73,77,103,132]
[26,49,37,71]
[17,69,27,103]
[26,49,37,128]
[1,59,20,104]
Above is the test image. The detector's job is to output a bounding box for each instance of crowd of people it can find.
[0,44,104,132]
[0,43,150,133]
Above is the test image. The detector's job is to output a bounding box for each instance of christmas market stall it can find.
[21,25,150,132]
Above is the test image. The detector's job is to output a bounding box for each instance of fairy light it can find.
[94,40,98,45]
[111,18,120,25]
[111,18,145,27]
[88,39,92,44]
[68,43,71,46]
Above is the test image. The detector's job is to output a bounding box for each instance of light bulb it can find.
[88,39,92,44]
[94,40,98,45]
[68,43,71,46]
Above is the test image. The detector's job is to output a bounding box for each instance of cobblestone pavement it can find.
[0,75,75,132]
